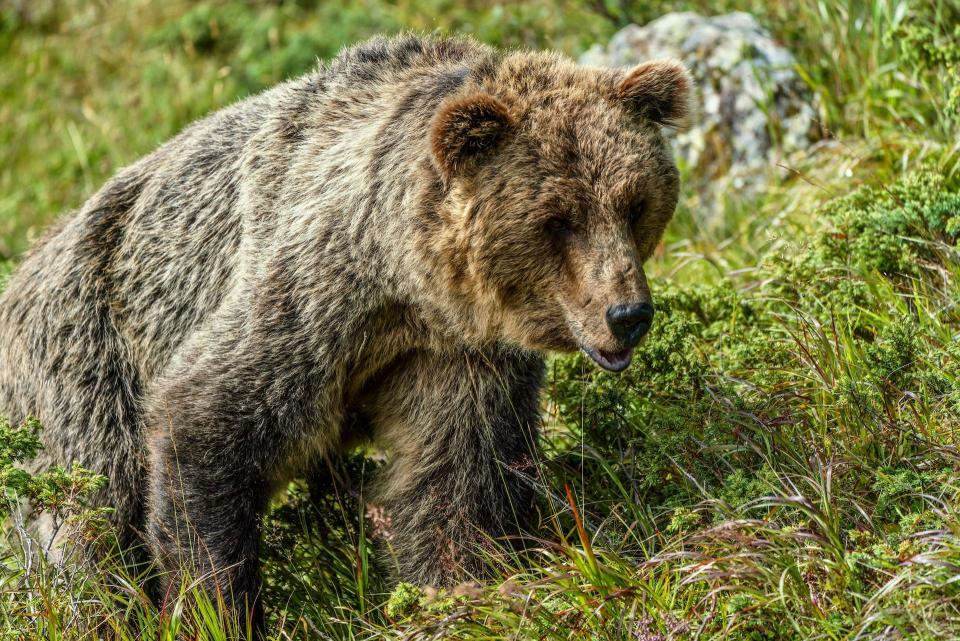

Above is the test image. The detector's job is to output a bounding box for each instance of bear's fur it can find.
[0,34,690,630]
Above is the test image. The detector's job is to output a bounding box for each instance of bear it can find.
[0,34,691,632]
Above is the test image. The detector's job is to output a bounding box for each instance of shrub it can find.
[0,417,108,537]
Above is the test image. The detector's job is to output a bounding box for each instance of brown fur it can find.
[0,34,691,634]
[431,93,515,177]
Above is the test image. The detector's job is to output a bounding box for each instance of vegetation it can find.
[2,0,959,639]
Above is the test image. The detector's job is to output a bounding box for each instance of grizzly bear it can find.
[0,34,690,631]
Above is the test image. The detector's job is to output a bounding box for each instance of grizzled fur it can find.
[0,35,691,631]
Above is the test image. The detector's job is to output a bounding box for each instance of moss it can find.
[893,20,960,120]
[872,467,951,523]
[385,582,424,620]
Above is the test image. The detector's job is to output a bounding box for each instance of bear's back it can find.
[0,34,494,413]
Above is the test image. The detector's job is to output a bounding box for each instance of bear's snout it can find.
[606,302,654,348]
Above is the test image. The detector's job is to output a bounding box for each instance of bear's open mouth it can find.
[580,346,634,373]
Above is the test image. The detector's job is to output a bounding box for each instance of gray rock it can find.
[582,12,820,214]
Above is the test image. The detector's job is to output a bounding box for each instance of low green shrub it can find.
[524,173,960,638]
[0,417,108,535]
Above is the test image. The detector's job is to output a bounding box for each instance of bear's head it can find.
[428,54,692,372]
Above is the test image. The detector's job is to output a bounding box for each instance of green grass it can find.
[2,0,960,639]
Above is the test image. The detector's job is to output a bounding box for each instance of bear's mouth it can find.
[580,345,634,373]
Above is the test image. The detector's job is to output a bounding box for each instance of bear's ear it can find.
[614,59,694,129]
[431,93,515,178]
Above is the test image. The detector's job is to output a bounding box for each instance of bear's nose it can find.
[606,303,654,346]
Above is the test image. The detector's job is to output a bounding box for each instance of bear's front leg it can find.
[144,325,324,636]
[369,347,545,586]
[147,414,269,631]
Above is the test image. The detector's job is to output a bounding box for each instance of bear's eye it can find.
[545,216,574,239]
[628,199,647,226]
